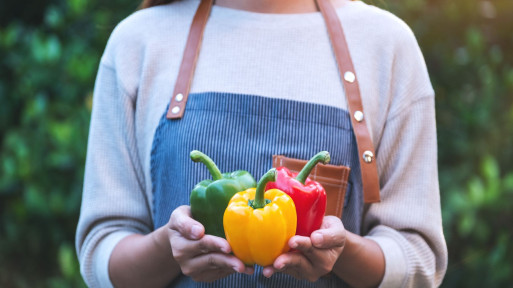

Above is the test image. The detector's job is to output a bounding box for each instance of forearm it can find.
[333,231,385,288]
[109,226,181,288]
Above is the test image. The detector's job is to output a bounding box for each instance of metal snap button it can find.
[175,93,184,102]
[171,106,181,114]
[344,71,355,83]
[363,151,374,163]
[354,111,364,122]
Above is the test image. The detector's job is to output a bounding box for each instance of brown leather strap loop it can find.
[167,0,213,119]
[167,0,381,203]
[317,0,380,203]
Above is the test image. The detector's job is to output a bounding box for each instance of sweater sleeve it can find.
[75,62,153,288]
[362,24,448,287]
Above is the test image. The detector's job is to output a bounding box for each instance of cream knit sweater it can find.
[76,0,448,286]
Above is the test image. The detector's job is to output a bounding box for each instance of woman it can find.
[76,0,448,287]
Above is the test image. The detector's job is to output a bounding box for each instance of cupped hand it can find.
[262,216,346,282]
[168,205,254,282]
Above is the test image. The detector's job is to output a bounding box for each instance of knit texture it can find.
[76,0,448,287]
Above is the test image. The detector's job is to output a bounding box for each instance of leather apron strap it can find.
[166,0,213,119]
[317,0,380,203]
[166,0,381,203]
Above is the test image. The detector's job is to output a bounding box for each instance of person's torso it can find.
[100,0,431,286]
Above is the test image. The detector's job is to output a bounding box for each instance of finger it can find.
[320,216,343,229]
[289,236,331,265]
[185,252,248,276]
[169,205,204,240]
[242,265,255,275]
[288,234,342,277]
[274,252,316,281]
[262,265,277,278]
[273,251,313,273]
[171,234,231,261]
[289,236,314,257]
[311,216,345,249]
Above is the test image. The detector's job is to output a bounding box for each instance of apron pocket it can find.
[272,154,351,218]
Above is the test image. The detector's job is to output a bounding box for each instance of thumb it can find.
[311,216,345,249]
[169,205,205,240]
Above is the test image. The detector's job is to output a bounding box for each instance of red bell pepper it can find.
[266,151,329,237]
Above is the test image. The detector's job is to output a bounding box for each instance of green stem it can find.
[190,150,223,181]
[295,151,331,185]
[252,168,277,209]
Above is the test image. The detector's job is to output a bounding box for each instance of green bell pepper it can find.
[189,150,256,238]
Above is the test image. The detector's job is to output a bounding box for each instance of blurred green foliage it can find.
[0,0,136,287]
[380,0,513,286]
[376,0,513,287]
[0,0,512,287]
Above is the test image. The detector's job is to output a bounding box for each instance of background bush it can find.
[1,0,512,287]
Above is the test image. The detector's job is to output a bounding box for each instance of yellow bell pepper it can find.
[223,168,297,266]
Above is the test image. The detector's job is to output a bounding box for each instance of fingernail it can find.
[191,225,202,238]
[233,266,241,273]
[312,232,323,244]
[245,267,254,275]
[290,242,298,249]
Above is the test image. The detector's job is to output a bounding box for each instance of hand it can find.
[168,205,254,282]
[262,216,346,282]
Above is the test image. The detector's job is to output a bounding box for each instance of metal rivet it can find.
[363,151,374,163]
[175,93,184,102]
[344,71,355,83]
[354,111,364,122]
[171,106,181,114]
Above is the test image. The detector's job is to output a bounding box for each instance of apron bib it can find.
[151,92,362,287]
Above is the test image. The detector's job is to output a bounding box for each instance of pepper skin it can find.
[223,168,297,266]
[190,150,256,238]
[266,151,329,237]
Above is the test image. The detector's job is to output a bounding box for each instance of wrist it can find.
[110,227,180,288]
[150,225,173,258]
[333,231,385,288]
[337,231,363,262]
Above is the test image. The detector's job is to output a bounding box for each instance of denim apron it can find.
[150,92,363,287]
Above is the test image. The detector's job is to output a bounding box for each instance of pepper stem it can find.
[295,151,331,185]
[190,150,223,181]
[252,168,277,209]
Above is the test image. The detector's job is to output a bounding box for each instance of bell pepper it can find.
[190,150,256,238]
[223,168,297,266]
[266,151,329,237]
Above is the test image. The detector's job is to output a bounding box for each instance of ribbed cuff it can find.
[93,231,134,288]
[365,227,408,288]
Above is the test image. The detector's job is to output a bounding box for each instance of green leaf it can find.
[468,177,485,207]
[58,244,78,279]
[50,121,73,145]
[503,173,513,194]
[31,33,62,63]
[466,27,484,54]
[459,212,475,237]
[481,156,501,202]
[23,186,47,214]
[44,6,63,28]
[68,0,88,14]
